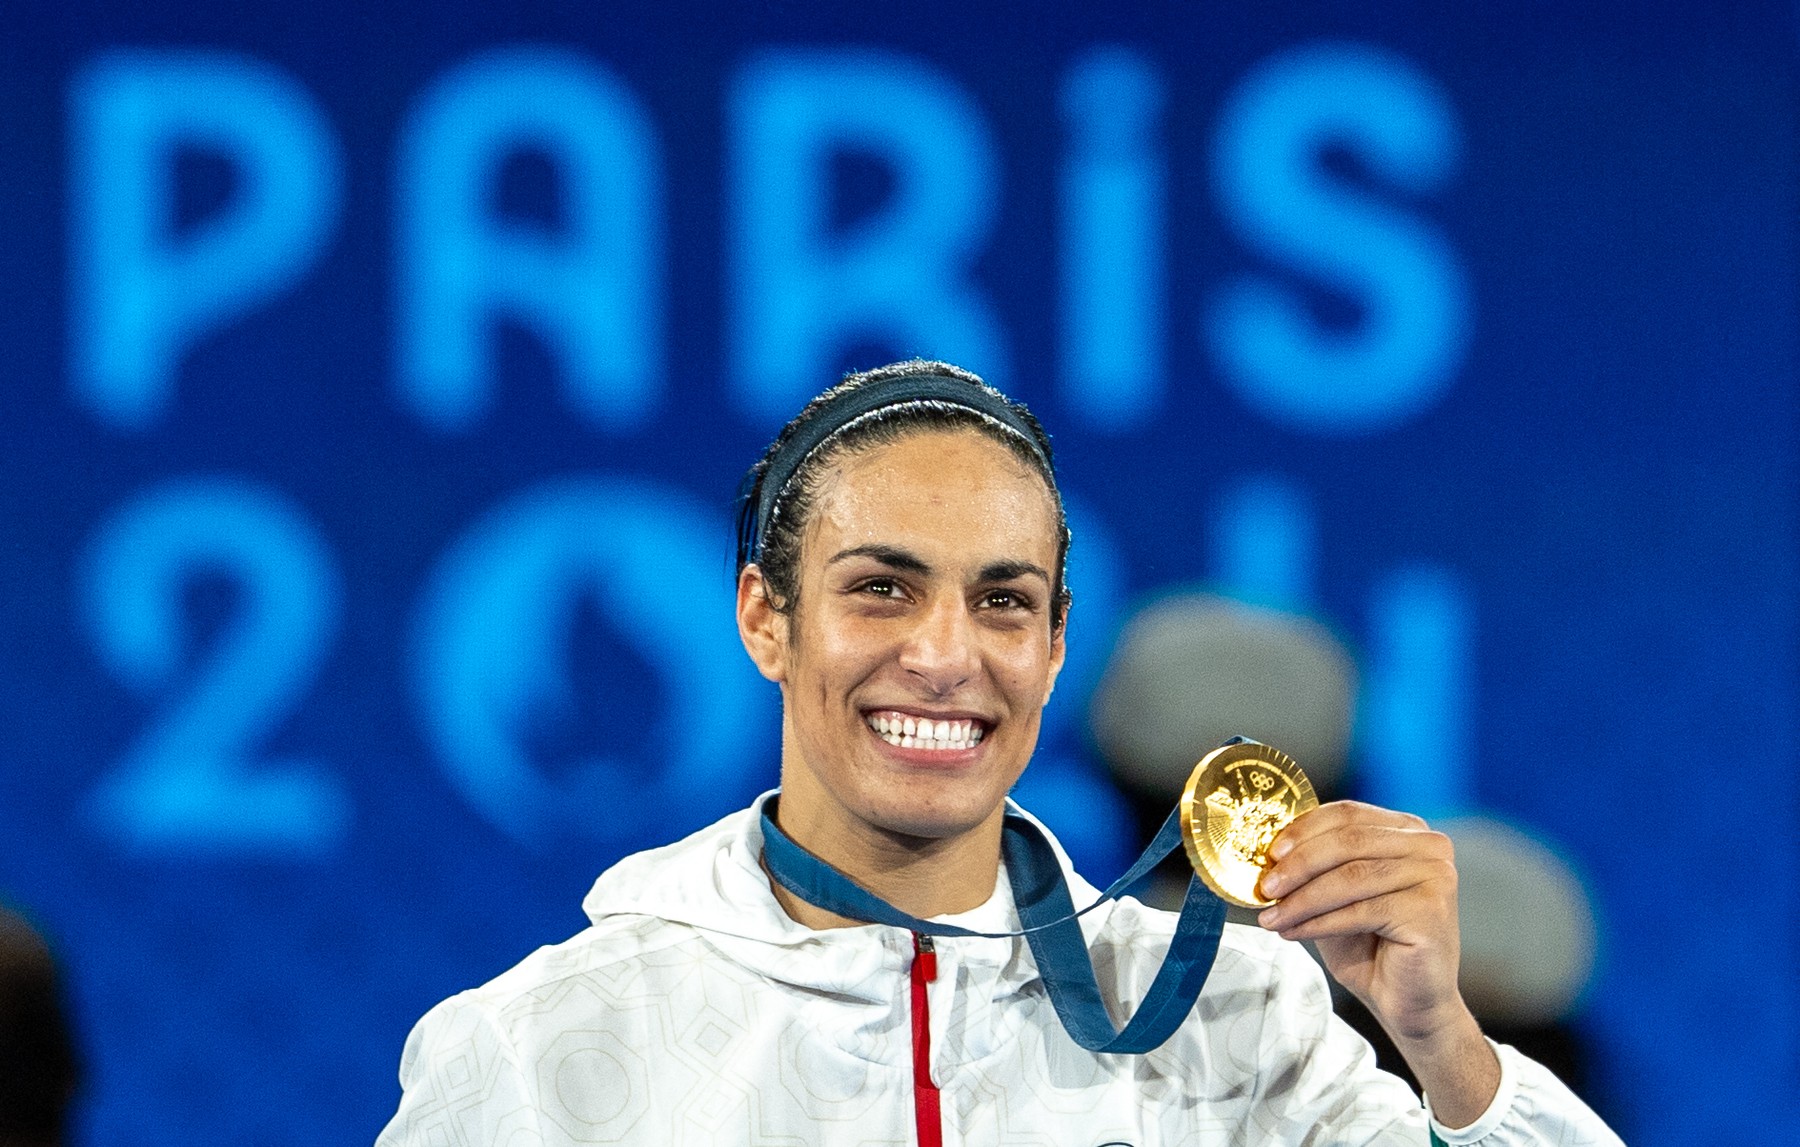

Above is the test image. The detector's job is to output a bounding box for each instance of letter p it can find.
[69,51,341,431]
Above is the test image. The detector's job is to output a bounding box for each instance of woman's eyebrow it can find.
[978,560,1050,585]
[827,543,931,575]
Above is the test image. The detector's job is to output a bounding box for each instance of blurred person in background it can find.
[0,905,80,1147]
[378,361,1622,1146]
[1092,594,1605,1111]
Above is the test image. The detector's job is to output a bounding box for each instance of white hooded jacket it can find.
[377,796,1621,1146]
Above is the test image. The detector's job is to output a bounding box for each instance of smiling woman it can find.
[738,421,1068,921]
[728,361,1078,920]
[378,360,1622,1147]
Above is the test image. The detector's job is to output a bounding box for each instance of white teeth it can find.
[867,713,988,751]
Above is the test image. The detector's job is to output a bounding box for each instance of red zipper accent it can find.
[911,932,943,1147]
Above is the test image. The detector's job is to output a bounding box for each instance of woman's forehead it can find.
[803,430,1060,561]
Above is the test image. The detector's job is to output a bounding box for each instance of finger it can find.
[1258,853,1452,933]
[1270,800,1428,858]
[1262,883,1449,945]
[1262,819,1452,900]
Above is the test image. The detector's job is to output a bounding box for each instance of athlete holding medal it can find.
[380,362,1621,1146]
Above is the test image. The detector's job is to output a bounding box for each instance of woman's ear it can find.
[737,565,788,684]
[1043,602,1068,706]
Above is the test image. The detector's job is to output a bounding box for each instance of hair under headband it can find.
[747,373,1052,563]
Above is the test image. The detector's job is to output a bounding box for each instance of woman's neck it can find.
[764,797,1004,929]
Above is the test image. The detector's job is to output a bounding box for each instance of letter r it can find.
[728,49,1009,423]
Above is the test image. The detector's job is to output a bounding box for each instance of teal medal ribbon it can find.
[759,796,1228,1054]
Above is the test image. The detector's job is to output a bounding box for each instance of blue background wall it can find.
[1,2,1794,1142]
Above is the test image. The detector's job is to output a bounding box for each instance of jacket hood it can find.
[579,790,1112,1004]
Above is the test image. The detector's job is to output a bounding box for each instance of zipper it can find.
[910,932,942,1147]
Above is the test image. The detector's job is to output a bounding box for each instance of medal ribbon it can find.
[759,796,1227,1054]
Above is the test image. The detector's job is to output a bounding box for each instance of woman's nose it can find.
[897,596,978,692]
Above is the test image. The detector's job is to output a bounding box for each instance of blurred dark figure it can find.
[0,907,79,1147]
[1091,593,1609,1119]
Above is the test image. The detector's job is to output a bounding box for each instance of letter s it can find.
[1207,42,1469,436]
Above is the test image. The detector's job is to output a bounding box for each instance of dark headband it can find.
[749,374,1051,562]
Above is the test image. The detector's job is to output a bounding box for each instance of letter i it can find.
[1058,47,1165,432]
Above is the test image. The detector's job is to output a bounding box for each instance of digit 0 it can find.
[411,476,769,847]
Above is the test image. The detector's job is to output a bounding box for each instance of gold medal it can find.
[1179,740,1319,908]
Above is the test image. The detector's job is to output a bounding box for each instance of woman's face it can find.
[740,428,1066,849]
